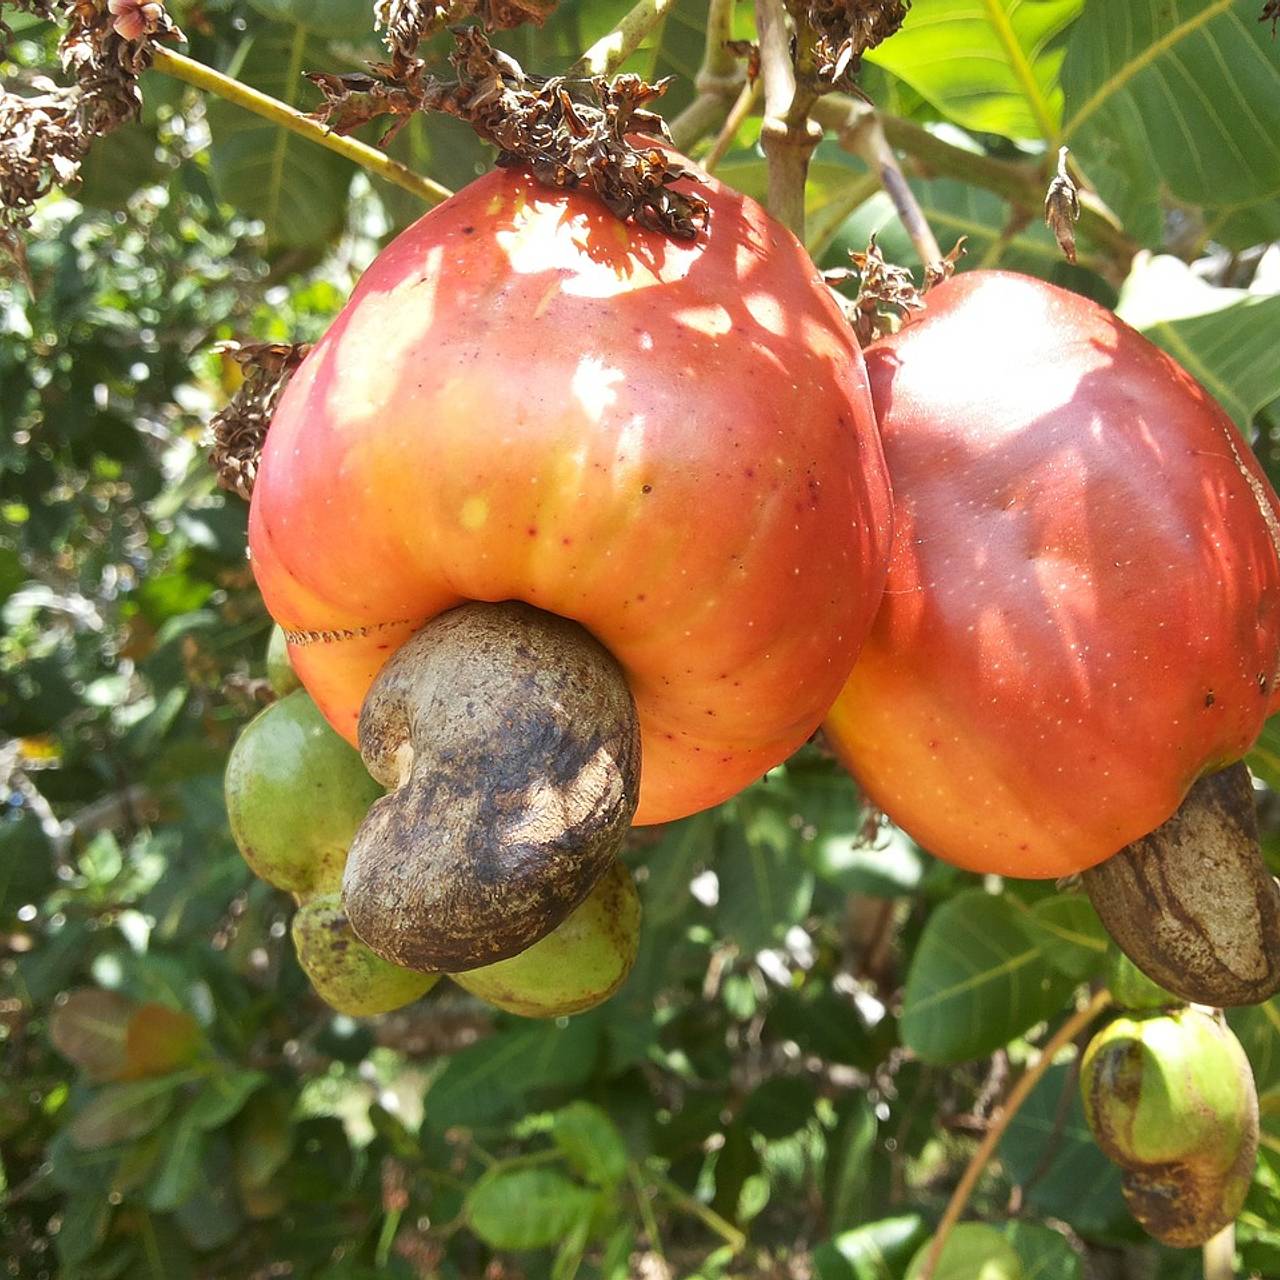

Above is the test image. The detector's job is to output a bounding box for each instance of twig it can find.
[653,1169,747,1253]
[703,76,762,172]
[915,989,1113,1280]
[668,0,744,150]
[567,0,677,78]
[811,95,1135,276]
[755,0,821,237]
[150,47,452,207]
[1203,1223,1237,1280]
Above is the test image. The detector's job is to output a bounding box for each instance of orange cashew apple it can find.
[248,161,893,972]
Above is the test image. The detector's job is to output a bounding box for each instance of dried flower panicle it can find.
[209,341,312,502]
[809,0,910,91]
[1263,0,1279,33]
[825,232,963,346]
[1,0,182,270]
[310,27,709,240]
[375,0,556,70]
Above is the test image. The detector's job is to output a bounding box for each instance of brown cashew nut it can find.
[343,602,641,974]
[1083,763,1280,1007]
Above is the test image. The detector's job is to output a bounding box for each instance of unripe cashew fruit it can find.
[266,624,302,697]
[1080,1008,1259,1248]
[1105,947,1179,1014]
[291,895,438,1016]
[250,159,892,971]
[451,860,641,1018]
[224,691,384,897]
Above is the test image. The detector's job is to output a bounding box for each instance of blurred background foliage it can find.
[3,1,1280,1277]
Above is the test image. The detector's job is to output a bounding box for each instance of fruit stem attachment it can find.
[1083,763,1280,1007]
[150,48,452,207]
[915,989,1112,1280]
[755,0,822,239]
[342,602,641,974]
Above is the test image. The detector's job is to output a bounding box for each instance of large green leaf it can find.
[814,1215,930,1280]
[1061,0,1280,241]
[901,891,1075,1064]
[466,1167,600,1250]
[206,30,352,248]
[1116,253,1280,427]
[865,0,1085,140]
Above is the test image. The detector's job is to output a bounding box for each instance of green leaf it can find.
[54,1191,112,1266]
[905,1223,1024,1280]
[1015,894,1109,981]
[0,814,56,919]
[1229,998,1280,1134]
[813,1215,930,1280]
[186,1069,268,1131]
[206,31,352,248]
[998,1063,1131,1236]
[146,1115,206,1212]
[715,799,815,953]
[424,1016,603,1131]
[69,1077,185,1150]
[901,890,1075,1064]
[129,1212,194,1280]
[246,0,375,36]
[465,1167,599,1251]
[552,1102,629,1188]
[1248,716,1280,794]
[1116,254,1280,429]
[640,813,715,924]
[824,1096,878,1234]
[1062,0,1280,239]
[123,1003,202,1079]
[1002,1221,1083,1280]
[865,0,1085,139]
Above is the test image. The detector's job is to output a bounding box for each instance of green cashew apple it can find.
[1081,1008,1258,1247]
[1106,948,1179,1014]
[225,690,383,897]
[265,624,302,697]
[292,895,438,1016]
[451,861,641,1018]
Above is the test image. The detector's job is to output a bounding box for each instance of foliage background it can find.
[3,1,1280,1277]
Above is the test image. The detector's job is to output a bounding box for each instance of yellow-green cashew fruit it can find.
[1106,948,1179,1014]
[451,861,641,1018]
[1080,1007,1259,1248]
[265,624,302,697]
[292,895,438,1016]
[224,690,383,897]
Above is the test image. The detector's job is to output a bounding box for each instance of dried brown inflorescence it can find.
[0,0,182,272]
[1044,145,1080,264]
[208,341,312,502]
[808,0,910,90]
[309,27,709,239]
[374,0,556,69]
[825,233,963,345]
[1264,1,1279,35]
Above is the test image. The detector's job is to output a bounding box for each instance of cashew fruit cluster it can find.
[224,632,641,1018]
[1081,1006,1259,1247]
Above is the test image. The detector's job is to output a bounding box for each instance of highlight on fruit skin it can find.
[1080,1007,1259,1248]
[451,859,641,1018]
[824,269,1280,883]
[248,155,893,974]
[291,895,438,1017]
[223,689,383,898]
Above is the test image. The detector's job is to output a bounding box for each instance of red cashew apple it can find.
[249,161,893,971]
[826,270,1280,881]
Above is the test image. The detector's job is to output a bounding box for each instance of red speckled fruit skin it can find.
[825,270,1280,878]
[249,164,893,826]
